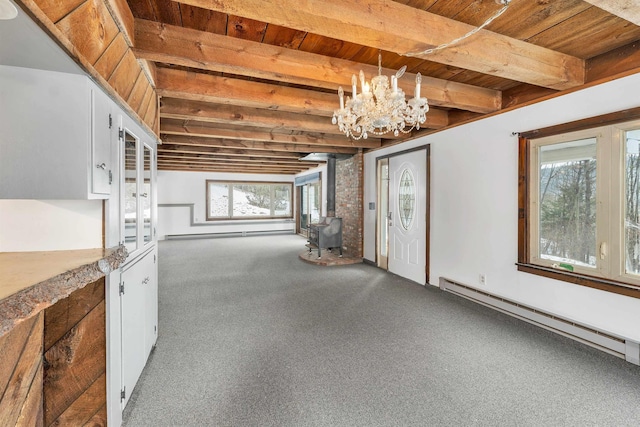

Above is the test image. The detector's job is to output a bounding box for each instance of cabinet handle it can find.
[140,193,148,198]
[142,276,150,284]
[97,163,107,170]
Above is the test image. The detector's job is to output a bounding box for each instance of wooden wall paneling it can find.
[43,292,106,427]
[139,59,158,87]
[126,71,151,112]
[105,0,135,46]
[55,0,121,65]
[0,313,44,427]
[143,90,159,130]
[18,0,160,140]
[0,318,35,396]
[51,373,107,426]
[15,362,44,427]
[43,279,105,352]
[137,80,154,121]
[154,95,161,135]
[108,49,143,100]
[93,32,129,81]
[85,404,108,426]
[32,0,85,24]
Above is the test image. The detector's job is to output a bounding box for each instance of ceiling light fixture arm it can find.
[407,0,512,57]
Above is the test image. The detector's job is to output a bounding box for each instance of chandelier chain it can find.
[407,0,511,57]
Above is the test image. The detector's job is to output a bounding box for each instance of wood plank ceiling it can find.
[125,0,640,174]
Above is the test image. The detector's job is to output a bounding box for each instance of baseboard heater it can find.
[166,230,294,240]
[439,277,640,365]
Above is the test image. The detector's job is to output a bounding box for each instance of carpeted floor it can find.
[122,234,640,426]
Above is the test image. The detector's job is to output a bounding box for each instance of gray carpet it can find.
[122,234,640,426]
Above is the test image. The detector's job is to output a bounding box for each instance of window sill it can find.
[516,263,640,299]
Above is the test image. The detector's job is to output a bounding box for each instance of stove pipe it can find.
[326,155,336,217]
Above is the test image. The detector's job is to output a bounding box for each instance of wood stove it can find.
[308,217,343,258]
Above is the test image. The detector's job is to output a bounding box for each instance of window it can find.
[206,180,293,220]
[399,168,415,230]
[518,113,640,297]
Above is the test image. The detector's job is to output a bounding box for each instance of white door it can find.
[388,149,427,284]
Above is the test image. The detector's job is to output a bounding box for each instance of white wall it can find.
[157,171,297,238]
[0,200,103,251]
[364,72,640,342]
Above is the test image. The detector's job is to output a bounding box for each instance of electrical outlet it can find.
[479,274,487,286]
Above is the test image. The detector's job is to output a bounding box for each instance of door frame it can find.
[296,177,322,236]
[377,158,389,270]
[375,145,430,283]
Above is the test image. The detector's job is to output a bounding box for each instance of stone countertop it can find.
[0,246,127,338]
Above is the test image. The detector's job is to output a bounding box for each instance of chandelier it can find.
[332,53,429,140]
[331,1,513,140]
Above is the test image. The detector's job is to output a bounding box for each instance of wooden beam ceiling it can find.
[16,0,640,175]
[119,0,639,175]
[160,135,360,155]
[135,19,501,113]
[160,99,343,135]
[160,119,382,148]
[156,67,338,116]
[583,1,640,26]
[158,144,306,159]
[176,0,585,90]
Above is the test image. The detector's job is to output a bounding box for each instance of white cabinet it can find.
[0,65,113,199]
[115,113,158,410]
[119,247,157,408]
[119,119,157,260]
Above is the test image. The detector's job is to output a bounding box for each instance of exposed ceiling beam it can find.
[157,165,305,174]
[158,153,319,167]
[160,119,381,149]
[158,144,304,159]
[157,159,310,171]
[583,1,640,26]
[160,98,447,138]
[136,19,501,113]
[156,67,337,116]
[160,135,360,155]
[176,0,585,90]
[160,99,343,135]
[157,157,310,166]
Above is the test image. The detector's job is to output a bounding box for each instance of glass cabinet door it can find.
[143,144,153,245]
[123,131,138,253]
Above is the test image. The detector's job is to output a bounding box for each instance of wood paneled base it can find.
[43,278,106,427]
[0,313,44,427]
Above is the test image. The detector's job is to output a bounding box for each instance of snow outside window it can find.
[206,181,293,220]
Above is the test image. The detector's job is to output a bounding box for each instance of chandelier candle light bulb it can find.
[332,53,429,139]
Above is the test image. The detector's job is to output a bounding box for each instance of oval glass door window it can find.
[399,168,415,230]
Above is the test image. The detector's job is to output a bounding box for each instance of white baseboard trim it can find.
[439,277,639,365]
